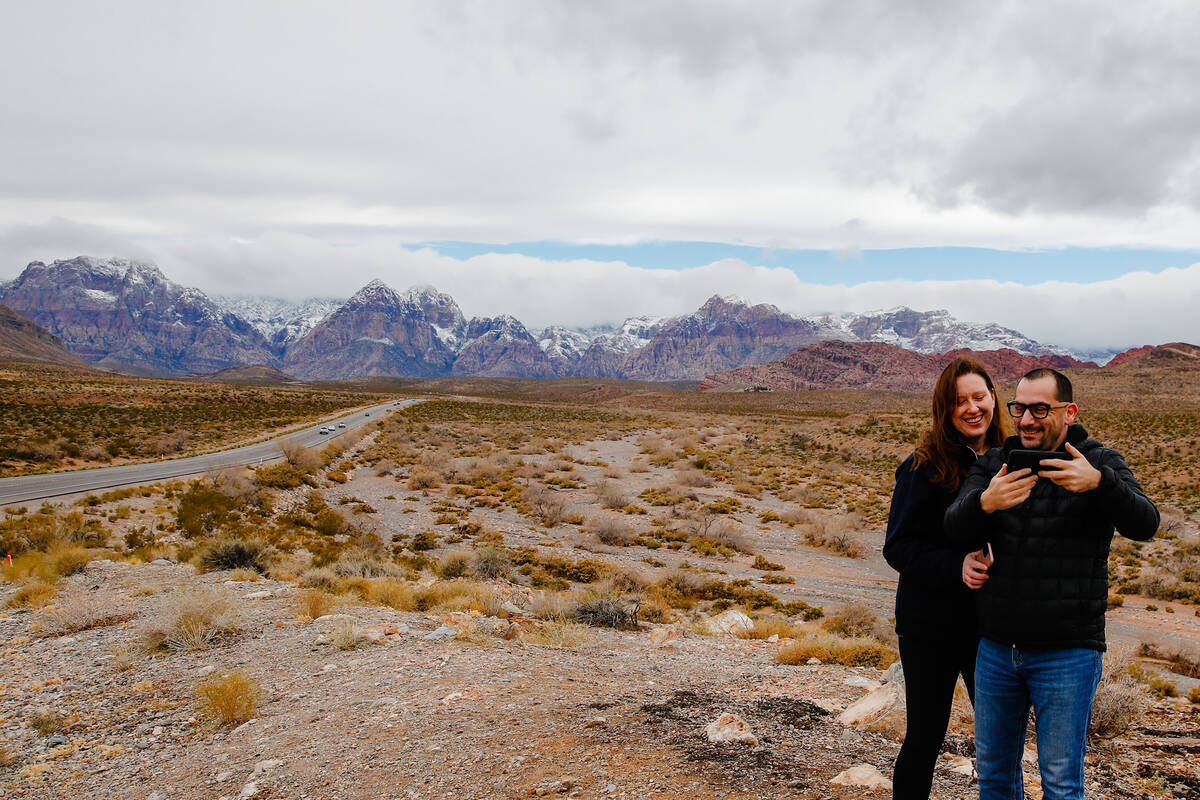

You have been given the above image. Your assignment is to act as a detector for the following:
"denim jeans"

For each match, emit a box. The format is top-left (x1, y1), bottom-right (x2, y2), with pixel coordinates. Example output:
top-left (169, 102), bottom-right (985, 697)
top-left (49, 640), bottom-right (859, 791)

top-left (975, 638), bottom-right (1102, 800)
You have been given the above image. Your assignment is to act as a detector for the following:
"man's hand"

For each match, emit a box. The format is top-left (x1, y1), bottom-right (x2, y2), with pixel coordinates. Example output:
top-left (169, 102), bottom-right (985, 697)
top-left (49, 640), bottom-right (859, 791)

top-left (1039, 442), bottom-right (1102, 493)
top-left (980, 464), bottom-right (1037, 513)
top-left (962, 548), bottom-right (992, 590)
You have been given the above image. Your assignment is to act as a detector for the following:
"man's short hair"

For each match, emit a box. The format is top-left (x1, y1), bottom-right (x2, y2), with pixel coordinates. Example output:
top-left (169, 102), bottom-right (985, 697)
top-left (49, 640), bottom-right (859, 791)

top-left (1021, 368), bottom-right (1073, 402)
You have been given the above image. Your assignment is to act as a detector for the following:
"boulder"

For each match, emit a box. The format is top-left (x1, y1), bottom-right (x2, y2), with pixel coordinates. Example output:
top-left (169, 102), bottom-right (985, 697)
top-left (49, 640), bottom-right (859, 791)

top-left (837, 682), bottom-right (903, 728)
top-left (830, 764), bottom-right (892, 790)
top-left (704, 713), bottom-right (758, 746)
top-left (703, 609), bottom-right (753, 636)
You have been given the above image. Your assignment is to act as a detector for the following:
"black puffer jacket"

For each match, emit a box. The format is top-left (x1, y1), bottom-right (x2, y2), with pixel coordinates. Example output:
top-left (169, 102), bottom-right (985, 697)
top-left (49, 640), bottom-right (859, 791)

top-left (884, 449), bottom-right (979, 639)
top-left (944, 425), bottom-right (1158, 651)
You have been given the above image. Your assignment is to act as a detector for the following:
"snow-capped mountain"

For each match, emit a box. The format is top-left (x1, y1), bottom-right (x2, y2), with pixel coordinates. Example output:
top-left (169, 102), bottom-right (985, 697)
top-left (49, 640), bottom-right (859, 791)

top-left (0, 257), bottom-right (276, 374)
top-left (816, 307), bottom-right (1071, 357)
top-left (2, 256), bottom-right (1155, 380)
top-left (213, 295), bottom-right (343, 349)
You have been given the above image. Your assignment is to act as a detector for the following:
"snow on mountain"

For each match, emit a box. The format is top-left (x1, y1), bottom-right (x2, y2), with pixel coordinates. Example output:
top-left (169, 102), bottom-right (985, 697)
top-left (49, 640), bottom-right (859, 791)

top-left (213, 294), bottom-right (343, 345)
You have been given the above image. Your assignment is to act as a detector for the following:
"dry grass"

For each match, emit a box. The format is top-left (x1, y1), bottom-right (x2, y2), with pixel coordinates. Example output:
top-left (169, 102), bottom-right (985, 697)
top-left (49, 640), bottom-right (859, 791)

top-left (294, 588), bottom-right (334, 620)
top-left (820, 603), bottom-right (897, 646)
top-left (30, 708), bottom-right (66, 736)
top-left (36, 591), bottom-right (132, 636)
top-left (592, 518), bottom-right (634, 546)
top-left (776, 629), bottom-right (898, 669)
top-left (194, 671), bottom-right (260, 728)
top-left (1091, 650), bottom-right (1150, 739)
top-left (6, 582), bottom-right (57, 608)
top-left (142, 586), bottom-right (240, 652)
top-left (796, 514), bottom-right (867, 559)
top-left (737, 615), bottom-right (798, 640)
top-left (329, 618), bottom-right (361, 650)
top-left (521, 622), bottom-right (590, 648)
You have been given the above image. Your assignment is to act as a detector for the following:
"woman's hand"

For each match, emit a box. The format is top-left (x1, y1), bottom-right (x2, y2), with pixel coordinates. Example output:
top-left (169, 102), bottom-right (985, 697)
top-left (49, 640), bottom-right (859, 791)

top-left (962, 548), bottom-right (992, 590)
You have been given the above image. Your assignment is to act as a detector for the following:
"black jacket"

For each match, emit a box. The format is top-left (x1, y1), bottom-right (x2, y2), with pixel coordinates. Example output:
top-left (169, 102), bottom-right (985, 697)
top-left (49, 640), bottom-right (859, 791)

top-left (944, 424), bottom-right (1158, 651)
top-left (884, 448), bottom-right (980, 639)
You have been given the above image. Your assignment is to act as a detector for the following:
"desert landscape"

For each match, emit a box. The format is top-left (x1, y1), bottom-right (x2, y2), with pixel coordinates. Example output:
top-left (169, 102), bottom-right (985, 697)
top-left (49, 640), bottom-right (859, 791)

top-left (1, 359), bottom-right (1199, 800)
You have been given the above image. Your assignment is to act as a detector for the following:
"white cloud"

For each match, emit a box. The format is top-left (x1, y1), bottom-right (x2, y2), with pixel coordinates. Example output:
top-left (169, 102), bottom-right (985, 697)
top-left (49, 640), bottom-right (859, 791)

top-left (2, 222), bottom-right (1192, 352)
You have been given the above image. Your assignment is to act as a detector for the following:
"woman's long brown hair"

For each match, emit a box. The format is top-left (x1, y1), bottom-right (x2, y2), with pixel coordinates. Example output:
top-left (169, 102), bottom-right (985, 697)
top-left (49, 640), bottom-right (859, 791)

top-left (912, 357), bottom-right (1007, 491)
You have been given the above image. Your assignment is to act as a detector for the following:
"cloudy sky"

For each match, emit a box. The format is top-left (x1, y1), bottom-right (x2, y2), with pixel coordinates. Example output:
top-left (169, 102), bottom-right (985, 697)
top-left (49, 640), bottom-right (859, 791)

top-left (3, 1), bottom-right (1200, 351)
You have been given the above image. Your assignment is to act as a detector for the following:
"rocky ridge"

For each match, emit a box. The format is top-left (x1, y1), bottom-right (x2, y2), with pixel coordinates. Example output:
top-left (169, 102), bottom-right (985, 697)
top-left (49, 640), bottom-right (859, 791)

top-left (1, 257), bottom-right (1173, 380)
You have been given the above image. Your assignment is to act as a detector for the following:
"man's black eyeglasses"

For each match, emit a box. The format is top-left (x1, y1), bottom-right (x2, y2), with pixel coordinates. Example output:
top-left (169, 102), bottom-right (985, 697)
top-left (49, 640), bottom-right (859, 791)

top-left (1006, 401), bottom-right (1070, 419)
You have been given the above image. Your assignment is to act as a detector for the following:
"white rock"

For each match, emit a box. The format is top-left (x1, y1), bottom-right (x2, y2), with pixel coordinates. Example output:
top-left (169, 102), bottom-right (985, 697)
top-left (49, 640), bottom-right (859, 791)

top-left (703, 609), bottom-right (754, 636)
top-left (941, 754), bottom-right (976, 777)
top-left (806, 657), bottom-right (822, 665)
top-left (314, 613), bottom-right (357, 624)
top-left (239, 782), bottom-right (259, 799)
top-left (215, 770), bottom-right (233, 782)
top-left (252, 759), bottom-right (283, 775)
top-left (647, 627), bottom-right (678, 647)
top-left (837, 683), bottom-right (902, 728)
top-left (423, 624), bottom-right (457, 641)
top-left (704, 713), bottom-right (759, 746)
top-left (243, 591), bottom-right (271, 600)
top-left (844, 675), bottom-right (882, 690)
top-left (830, 764), bottom-right (892, 790)
top-left (1023, 745), bottom-right (1038, 764)
top-left (196, 665), bottom-right (216, 677)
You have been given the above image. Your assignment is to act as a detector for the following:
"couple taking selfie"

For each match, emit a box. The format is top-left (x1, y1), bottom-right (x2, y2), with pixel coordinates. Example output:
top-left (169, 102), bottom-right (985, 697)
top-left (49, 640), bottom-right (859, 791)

top-left (884, 359), bottom-right (1159, 800)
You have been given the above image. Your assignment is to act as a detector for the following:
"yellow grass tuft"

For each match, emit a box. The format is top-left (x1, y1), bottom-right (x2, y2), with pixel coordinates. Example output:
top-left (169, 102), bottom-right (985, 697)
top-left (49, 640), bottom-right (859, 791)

top-left (194, 671), bottom-right (260, 728)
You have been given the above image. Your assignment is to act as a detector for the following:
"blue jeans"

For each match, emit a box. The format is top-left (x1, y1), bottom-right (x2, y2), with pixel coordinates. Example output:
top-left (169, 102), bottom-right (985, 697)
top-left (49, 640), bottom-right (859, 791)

top-left (975, 638), bottom-right (1102, 800)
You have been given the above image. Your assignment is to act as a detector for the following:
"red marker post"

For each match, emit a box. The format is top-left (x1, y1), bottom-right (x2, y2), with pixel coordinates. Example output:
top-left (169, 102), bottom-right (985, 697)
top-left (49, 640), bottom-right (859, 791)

top-left (6, 552), bottom-right (11, 566)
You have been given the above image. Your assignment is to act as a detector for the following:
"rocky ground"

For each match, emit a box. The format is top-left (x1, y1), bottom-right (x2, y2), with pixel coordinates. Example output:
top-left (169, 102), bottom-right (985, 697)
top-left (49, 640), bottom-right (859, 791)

top-left (3, 405), bottom-right (1199, 799)
top-left (0, 560), bottom-right (1196, 800)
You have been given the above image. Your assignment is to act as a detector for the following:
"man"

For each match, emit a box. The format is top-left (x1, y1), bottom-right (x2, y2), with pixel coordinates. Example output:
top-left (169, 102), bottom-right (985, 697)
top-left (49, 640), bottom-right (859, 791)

top-left (945, 368), bottom-right (1158, 800)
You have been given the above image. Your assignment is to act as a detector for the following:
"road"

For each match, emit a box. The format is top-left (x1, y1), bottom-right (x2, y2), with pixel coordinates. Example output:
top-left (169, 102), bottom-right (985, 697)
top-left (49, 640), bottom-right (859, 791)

top-left (0, 399), bottom-right (421, 506)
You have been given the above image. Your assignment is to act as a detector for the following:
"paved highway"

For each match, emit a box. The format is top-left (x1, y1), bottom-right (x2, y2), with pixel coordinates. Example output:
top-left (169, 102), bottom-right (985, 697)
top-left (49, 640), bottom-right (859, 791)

top-left (0, 399), bottom-right (422, 505)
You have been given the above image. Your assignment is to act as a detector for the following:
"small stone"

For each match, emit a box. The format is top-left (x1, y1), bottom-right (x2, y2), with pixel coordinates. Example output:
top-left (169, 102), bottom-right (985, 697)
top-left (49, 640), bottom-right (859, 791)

top-left (150, 558), bottom-right (173, 566)
top-left (500, 601), bottom-right (526, 618)
top-left (830, 764), bottom-right (892, 790)
top-left (837, 683), bottom-right (902, 728)
top-left (252, 759), bottom-right (283, 775)
top-left (423, 625), bottom-right (457, 641)
top-left (602, 784), bottom-right (616, 794)
top-left (243, 591), bottom-right (271, 600)
top-left (583, 717), bottom-right (607, 728)
top-left (704, 713), bottom-right (758, 746)
top-left (238, 781), bottom-right (259, 799)
top-left (806, 657), bottom-right (822, 665)
top-left (197, 665), bottom-right (216, 677)
top-left (215, 770), bottom-right (233, 782)
top-left (647, 627), bottom-right (678, 646)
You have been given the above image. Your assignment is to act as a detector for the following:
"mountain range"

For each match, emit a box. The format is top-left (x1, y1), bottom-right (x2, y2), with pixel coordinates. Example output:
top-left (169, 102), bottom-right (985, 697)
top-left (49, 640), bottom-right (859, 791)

top-left (0, 256), bottom-right (1172, 382)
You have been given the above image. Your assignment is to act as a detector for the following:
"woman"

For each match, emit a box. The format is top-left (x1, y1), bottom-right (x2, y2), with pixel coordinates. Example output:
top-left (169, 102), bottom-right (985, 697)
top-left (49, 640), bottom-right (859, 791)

top-left (883, 357), bottom-right (1006, 799)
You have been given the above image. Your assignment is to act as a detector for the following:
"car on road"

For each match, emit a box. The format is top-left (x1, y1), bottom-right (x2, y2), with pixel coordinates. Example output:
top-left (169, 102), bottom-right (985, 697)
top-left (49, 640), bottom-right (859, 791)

top-left (337, 423), bottom-right (346, 428)
top-left (319, 427), bottom-right (330, 434)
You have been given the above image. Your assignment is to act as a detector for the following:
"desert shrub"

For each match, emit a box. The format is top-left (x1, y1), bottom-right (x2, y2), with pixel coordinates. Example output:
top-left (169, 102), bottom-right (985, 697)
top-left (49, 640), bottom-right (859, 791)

top-left (1127, 661), bottom-right (1179, 698)
top-left (30, 708), bottom-right (66, 736)
top-left (593, 518), bottom-right (634, 546)
top-left (1137, 642), bottom-right (1200, 679)
top-left (280, 440), bottom-right (320, 472)
top-left (820, 603), bottom-right (895, 644)
top-left (42, 545), bottom-right (92, 579)
top-left (675, 468), bottom-right (713, 488)
top-left (1090, 650), bottom-right (1149, 739)
top-left (406, 467), bottom-right (442, 490)
top-left (524, 485), bottom-right (568, 527)
top-left (753, 555), bottom-right (784, 571)
top-left (436, 551), bottom-right (472, 579)
top-left (330, 618), bottom-right (361, 650)
top-left (37, 591), bottom-right (131, 636)
top-left (254, 462), bottom-right (311, 489)
top-left (710, 523), bottom-right (753, 555)
top-left (1189, 686), bottom-right (1200, 705)
top-left (7, 582), bottom-right (57, 608)
top-left (299, 567), bottom-right (340, 590)
top-left (471, 546), bottom-right (512, 580)
top-left (313, 507), bottom-right (347, 536)
top-left (797, 514), bottom-right (866, 558)
top-left (574, 592), bottom-right (638, 629)
top-left (530, 591), bottom-right (575, 622)
top-left (593, 480), bottom-right (630, 510)
top-left (295, 588), bottom-right (333, 619)
top-left (142, 587), bottom-right (240, 652)
top-left (409, 531), bottom-right (439, 551)
top-left (522, 622), bottom-right (590, 648)
top-left (197, 539), bottom-right (269, 573)
top-left (364, 578), bottom-right (418, 610)
top-left (738, 616), bottom-right (797, 640)
top-left (776, 630), bottom-right (897, 669)
top-left (332, 547), bottom-right (402, 579)
top-left (195, 671), bottom-right (260, 728)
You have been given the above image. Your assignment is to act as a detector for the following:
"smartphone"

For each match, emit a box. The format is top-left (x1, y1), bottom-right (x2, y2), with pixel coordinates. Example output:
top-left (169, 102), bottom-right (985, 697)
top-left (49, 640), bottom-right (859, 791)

top-left (1006, 449), bottom-right (1063, 473)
